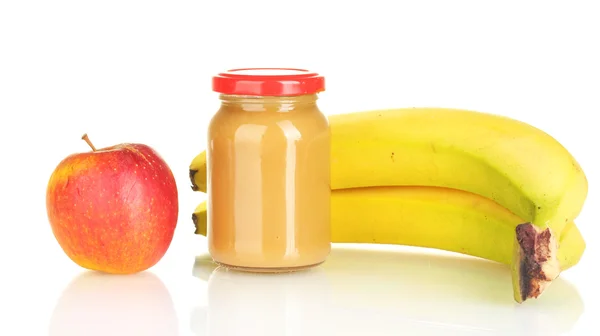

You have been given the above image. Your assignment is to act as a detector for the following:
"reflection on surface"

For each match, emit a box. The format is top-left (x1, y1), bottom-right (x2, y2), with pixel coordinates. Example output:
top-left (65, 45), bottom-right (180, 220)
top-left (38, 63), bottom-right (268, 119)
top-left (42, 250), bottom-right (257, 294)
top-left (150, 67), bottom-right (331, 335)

top-left (49, 271), bottom-right (178, 336)
top-left (193, 261), bottom-right (331, 336)
top-left (191, 247), bottom-right (583, 336)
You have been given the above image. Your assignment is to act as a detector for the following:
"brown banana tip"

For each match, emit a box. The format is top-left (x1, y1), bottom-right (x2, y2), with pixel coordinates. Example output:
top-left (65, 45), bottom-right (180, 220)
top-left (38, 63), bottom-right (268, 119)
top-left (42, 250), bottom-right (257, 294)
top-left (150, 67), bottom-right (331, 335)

top-left (515, 222), bottom-right (560, 302)
top-left (189, 169), bottom-right (199, 191)
top-left (192, 213), bottom-right (200, 234)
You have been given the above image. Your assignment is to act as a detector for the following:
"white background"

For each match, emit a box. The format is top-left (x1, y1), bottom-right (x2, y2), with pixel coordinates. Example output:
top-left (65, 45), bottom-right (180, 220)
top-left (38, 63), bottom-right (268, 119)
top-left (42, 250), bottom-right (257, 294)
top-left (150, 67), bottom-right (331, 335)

top-left (1, 1), bottom-right (598, 335)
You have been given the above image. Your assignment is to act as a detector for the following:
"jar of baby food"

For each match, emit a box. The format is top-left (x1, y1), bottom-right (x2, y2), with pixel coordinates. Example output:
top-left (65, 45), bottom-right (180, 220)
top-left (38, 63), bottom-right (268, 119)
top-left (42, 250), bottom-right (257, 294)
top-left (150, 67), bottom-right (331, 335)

top-left (207, 68), bottom-right (331, 272)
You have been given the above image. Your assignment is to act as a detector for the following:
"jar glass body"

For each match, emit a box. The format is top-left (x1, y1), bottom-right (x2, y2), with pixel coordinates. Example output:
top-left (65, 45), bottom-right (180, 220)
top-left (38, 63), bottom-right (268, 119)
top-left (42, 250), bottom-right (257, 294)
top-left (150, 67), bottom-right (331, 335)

top-left (207, 94), bottom-right (331, 271)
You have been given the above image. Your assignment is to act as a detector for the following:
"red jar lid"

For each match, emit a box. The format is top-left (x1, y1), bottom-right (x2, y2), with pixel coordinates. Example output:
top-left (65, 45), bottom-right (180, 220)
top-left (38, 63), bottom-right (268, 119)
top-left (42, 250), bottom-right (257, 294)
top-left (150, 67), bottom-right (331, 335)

top-left (212, 68), bottom-right (325, 96)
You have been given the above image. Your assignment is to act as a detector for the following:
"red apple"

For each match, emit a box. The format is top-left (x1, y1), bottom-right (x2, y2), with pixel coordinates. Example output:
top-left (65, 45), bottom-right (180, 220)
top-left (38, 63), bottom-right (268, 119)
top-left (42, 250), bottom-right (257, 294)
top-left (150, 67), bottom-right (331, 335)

top-left (46, 134), bottom-right (179, 274)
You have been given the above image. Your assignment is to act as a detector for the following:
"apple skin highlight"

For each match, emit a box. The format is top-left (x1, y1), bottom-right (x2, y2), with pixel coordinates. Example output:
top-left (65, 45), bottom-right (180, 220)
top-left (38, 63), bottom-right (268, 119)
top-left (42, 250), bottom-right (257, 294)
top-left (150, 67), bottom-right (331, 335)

top-left (46, 143), bottom-right (179, 274)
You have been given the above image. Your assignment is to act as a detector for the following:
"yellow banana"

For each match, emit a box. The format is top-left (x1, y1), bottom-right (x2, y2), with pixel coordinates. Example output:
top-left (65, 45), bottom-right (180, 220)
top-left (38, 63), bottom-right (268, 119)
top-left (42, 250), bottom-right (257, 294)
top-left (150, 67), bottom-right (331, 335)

top-left (191, 186), bottom-right (585, 302)
top-left (189, 108), bottom-right (588, 235)
top-left (189, 151), bottom-right (206, 192)
top-left (329, 108), bottom-right (587, 235)
top-left (192, 201), bottom-right (207, 236)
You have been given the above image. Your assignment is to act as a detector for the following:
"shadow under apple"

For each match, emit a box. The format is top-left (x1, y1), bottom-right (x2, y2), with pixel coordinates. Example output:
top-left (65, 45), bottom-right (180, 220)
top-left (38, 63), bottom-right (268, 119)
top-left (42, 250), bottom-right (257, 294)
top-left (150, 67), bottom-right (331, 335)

top-left (49, 270), bottom-right (178, 336)
top-left (190, 245), bottom-right (583, 336)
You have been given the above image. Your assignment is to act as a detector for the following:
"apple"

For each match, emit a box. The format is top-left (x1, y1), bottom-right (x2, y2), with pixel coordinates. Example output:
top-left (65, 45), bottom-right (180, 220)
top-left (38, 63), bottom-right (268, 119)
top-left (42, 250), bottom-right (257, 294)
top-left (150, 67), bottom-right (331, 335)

top-left (46, 134), bottom-right (179, 274)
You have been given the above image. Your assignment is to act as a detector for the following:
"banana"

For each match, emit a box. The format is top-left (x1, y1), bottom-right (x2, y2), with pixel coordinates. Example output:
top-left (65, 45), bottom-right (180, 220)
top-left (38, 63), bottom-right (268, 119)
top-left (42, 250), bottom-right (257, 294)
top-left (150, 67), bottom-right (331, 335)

top-left (189, 151), bottom-right (206, 192)
top-left (329, 108), bottom-right (587, 236)
top-left (192, 201), bottom-right (207, 236)
top-left (188, 108), bottom-right (588, 235)
top-left (191, 186), bottom-right (586, 303)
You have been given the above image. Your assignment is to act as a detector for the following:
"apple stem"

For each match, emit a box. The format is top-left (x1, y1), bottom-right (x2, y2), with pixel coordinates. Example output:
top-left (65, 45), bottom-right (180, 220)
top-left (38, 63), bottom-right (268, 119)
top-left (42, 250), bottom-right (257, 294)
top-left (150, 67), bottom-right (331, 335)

top-left (81, 133), bottom-right (97, 152)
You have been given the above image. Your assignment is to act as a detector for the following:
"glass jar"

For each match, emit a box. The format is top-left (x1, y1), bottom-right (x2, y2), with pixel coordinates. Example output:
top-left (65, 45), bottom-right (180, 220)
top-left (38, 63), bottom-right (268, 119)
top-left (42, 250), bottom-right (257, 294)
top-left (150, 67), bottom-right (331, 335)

top-left (207, 68), bottom-right (331, 272)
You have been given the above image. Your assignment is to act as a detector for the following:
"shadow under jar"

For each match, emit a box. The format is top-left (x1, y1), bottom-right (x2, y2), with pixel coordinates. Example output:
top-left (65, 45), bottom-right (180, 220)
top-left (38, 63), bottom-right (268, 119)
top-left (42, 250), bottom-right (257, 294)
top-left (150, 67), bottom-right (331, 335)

top-left (207, 68), bottom-right (331, 272)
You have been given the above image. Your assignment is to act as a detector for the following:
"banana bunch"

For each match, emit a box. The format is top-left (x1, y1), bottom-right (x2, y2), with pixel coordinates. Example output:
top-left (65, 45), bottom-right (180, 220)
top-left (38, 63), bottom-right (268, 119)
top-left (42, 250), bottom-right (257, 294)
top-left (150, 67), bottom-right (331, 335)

top-left (189, 107), bottom-right (588, 303)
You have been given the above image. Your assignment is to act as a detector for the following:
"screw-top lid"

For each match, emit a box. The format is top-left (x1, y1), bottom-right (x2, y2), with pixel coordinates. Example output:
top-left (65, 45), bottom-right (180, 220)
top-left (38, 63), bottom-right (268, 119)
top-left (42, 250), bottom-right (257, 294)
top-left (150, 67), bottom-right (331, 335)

top-left (212, 68), bottom-right (325, 96)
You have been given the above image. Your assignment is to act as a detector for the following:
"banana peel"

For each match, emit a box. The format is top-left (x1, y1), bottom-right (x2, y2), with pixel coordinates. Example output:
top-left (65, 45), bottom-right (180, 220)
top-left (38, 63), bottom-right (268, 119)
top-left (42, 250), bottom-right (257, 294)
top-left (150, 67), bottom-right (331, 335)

top-left (190, 192), bottom-right (585, 304)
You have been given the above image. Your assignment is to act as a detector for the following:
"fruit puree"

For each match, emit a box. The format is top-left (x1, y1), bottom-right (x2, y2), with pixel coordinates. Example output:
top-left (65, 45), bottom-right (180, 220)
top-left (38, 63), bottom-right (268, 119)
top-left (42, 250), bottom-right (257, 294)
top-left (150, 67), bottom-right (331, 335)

top-left (207, 68), bottom-right (331, 271)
